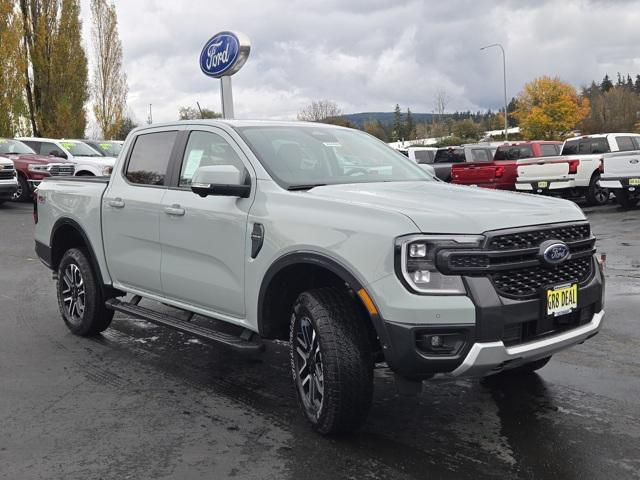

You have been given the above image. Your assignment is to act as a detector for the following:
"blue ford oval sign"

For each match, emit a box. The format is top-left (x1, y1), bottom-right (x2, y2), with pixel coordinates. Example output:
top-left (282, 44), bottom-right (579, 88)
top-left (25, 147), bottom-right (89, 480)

top-left (541, 242), bottom-right (570, 265)
top-left (200, 31), bottom-right (251, 78)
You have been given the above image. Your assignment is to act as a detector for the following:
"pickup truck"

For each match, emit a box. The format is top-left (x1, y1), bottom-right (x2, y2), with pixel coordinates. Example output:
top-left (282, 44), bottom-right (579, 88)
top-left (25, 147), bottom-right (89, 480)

top-left (17, 137), bottom-right (115, 176)
top-left (432, 144), bottom-right (497, 182)
top-left (600, 150), bottom-right (640, 208)
top-left (0, 155), bottom-right (17, 205)
top-left (515, 133), bottom-right (640, 205)
top-left (0, 139), bottom-right (75, 201)
top-left (34, 120), bottom-right (605, 434)
top-left (451, 141), bottom-right (562, 190)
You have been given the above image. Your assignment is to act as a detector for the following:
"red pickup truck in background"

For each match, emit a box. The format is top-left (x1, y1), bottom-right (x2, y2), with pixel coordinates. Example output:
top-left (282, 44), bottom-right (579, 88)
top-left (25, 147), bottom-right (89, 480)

top-left (451, 141), bottom-right (562, 190)
top-left (0, 139), bottom-right (75, 201)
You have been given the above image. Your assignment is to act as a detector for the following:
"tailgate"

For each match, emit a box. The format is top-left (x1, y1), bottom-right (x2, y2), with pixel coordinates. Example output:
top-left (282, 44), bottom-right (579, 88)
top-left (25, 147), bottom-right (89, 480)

top-left (517, 160), bottom-right (568, 181)
top-left (452, 163), bottom-right (497, 184)
top-left (603, 151), bottom-right (640, 179)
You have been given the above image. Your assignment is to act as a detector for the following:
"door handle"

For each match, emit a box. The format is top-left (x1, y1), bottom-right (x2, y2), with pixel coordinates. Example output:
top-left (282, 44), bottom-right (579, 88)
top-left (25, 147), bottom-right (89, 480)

top-left (108, 198), bottom-right (125, 208)
top-left (164, 204), bottom-right (185, 216)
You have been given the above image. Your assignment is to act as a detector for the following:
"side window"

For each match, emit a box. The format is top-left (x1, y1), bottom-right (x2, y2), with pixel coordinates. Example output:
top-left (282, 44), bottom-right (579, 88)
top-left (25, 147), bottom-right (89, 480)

top-left (125, 131), bottom-right (177, 186)
top-left (471, 149), bottom-right (489, 162)
top-left (540, 144), bottom-right (558, 156)
top-left (39, 142), bottom-right (61, 156)
top-left (615, 136), bottom-right (635, 151)
top-left (179, 131), bottom-right (245, 187)
top-left (414, 150), bottom-right (432, 164)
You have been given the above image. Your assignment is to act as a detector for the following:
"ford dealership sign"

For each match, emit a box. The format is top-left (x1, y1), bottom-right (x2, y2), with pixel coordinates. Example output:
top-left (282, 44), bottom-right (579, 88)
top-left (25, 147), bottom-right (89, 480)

top-left (200, 31), bottom-right (251, 78)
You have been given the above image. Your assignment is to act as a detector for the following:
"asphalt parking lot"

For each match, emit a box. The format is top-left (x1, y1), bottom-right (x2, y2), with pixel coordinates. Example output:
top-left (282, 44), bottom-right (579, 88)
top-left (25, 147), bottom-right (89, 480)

top-left (0, 200), bottom-right (638, 480)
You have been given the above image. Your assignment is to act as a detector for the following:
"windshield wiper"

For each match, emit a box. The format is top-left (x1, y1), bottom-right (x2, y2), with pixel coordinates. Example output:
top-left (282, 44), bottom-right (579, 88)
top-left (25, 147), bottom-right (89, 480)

top-left (287, 184), bottom-right (327, 191)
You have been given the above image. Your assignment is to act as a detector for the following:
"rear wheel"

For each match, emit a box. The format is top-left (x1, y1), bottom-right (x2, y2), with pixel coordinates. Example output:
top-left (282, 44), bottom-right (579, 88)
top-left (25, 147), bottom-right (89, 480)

top-left (57, 248), bottom-right (113, 336)
top-left (585, 173), bottom-right (609, 206)
top-left (615, 189), bottom-right (639, 209)
top-left (13, 175), bottom-right (31, 202)
top-left (290, 287), bottom-right (373, 435)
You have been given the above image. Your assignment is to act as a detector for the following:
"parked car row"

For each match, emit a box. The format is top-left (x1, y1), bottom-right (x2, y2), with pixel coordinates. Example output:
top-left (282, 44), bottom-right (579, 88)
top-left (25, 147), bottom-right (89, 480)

top-left (0, 138), bottom-right (122, 202)
top-left (398, 134), bottom-right (639, 209)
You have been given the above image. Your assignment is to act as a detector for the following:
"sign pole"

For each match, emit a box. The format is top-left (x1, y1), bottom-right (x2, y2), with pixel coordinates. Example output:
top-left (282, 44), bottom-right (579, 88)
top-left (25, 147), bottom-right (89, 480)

top-left (220, 76), bottom-right (234, 119)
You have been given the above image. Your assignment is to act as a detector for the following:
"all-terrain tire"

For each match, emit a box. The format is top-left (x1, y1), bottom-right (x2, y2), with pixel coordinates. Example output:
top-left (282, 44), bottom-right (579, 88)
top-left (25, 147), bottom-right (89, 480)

top-left (57, 248), bottom-right (113, 336)
top-left (615, 189), bottom-right (639, 209)
top-left (290, 287), bottom-right (373, 435)
top-left (585, 173), bottom-right (609, 206)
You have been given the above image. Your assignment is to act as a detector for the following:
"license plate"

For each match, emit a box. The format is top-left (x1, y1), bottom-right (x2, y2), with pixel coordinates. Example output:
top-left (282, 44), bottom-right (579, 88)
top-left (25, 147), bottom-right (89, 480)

top-left (538, 181), bottom-right (549, 189)
top-left (629, 178), bottom-right (640, 186)
top-left (546, 283), bottom-right (578, 317)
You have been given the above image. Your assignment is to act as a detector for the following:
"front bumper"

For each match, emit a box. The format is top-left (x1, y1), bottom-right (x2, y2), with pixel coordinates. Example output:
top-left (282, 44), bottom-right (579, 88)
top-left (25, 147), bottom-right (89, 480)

top-left (451, 310), bottom-right (603, 376)
top-left (0, 181), bottom-right (18, 199)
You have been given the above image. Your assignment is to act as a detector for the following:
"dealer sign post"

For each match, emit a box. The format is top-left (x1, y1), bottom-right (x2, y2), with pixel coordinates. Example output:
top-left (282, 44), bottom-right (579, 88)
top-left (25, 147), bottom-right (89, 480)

top-left (199, 31), bottom-right (251, 119)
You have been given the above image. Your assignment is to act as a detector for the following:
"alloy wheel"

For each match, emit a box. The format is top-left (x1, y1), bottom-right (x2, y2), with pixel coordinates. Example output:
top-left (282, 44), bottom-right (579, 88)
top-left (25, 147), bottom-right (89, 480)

top-left (61, 264), bottom-right (86, 326)
top-left (13, 181), bottom-right (22, 200)
top-left (293, 316), bottom-right (324, 418)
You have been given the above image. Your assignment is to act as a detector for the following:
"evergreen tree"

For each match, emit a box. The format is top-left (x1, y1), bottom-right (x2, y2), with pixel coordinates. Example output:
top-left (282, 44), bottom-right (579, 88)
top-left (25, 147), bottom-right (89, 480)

top-left (635, 75), bottom-right (640, 95)
top-left (405, 108), bottom-right (415, 140)
top-left (601, 74), bottom-right (613, 92)
top-left (392, 104), bottom-right (404, 141)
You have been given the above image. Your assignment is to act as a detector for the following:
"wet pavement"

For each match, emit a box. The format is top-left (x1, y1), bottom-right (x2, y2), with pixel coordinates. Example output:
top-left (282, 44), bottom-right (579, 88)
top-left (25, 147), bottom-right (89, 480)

top-left (0, 201), bottom-right (638, 479)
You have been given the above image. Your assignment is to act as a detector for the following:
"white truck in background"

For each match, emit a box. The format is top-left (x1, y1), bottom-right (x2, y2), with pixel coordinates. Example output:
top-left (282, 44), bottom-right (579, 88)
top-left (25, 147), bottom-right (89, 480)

top-left (600, 150), bottom-right (640, 208)
top-left (515, 133), bottom-right (640, 206)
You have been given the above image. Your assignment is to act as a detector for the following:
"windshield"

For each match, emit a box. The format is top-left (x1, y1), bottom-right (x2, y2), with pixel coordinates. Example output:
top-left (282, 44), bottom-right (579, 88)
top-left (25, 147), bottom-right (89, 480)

top-left (0, 139), bottom-right (36, 155)
top-left (60, 141), bottom-right (102, 157)
top-left (236, 126), bottom-right (432, 189)
top-left (494, 145), bottom-right (533, 160)
top-left (92, 141), bottom-right (122, 156)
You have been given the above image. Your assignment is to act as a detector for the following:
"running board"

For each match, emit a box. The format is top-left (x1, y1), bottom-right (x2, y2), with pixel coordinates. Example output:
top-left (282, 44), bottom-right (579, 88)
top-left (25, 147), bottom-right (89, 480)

top-left (105, 298), bottom-right (264, 355)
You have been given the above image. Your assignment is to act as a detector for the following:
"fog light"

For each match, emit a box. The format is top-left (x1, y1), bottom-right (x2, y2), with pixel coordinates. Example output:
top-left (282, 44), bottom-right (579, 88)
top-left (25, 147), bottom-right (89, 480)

top-left (418, 332), bottom-right (467, 356)
top-left (409, 243), bottom-right (427, 257)
top-left (412, 270), bottom-right (431, 284)
top-left (430, 335), bottom-right (443, 348)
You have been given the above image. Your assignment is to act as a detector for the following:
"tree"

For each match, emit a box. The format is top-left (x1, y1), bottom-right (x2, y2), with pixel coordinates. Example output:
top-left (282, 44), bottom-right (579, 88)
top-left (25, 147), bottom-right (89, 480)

top-left (0, 0), bottom-right (26, 136)
top-left (452, 119), bottom-right (482, 141)
top-left (116, 115), bottom-right (137, 140)
top-left (507, 97), bottom-right (519, 127)
top-left (178, 105), bottom-right (221, 120)
top-left (297, 100), bottom-right (342, 122)
top-left (513, 76), bottom-right (589, 140)
top-left (363, 119), bottom-right (387, 141)
top-left (391, 104), bottom-right (404, 141)
top-left (405, 108), bottom-right (415, 140)
top-left (601, 74), bottom-right (613, 93)
top-left (582, 85), bottom-right (640, 134)
top-left (434, 90), bottom-right (448, 121)
top-left (91, 0), bottom-right (127, 139)
top-left (19, 0), bottom-right (89, 137)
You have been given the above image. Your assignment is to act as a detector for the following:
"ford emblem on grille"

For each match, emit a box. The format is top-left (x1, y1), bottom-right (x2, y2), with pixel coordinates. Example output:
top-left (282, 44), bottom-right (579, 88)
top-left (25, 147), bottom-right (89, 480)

top-left (540, 240), bottom-right (570, 265)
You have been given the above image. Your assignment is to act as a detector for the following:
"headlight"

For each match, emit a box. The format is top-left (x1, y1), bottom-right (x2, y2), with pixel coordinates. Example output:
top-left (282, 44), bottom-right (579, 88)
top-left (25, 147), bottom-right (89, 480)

top-left (396, 235), bottom-right (484, 294)
top-left (28, 164), bottom-right (52, 175)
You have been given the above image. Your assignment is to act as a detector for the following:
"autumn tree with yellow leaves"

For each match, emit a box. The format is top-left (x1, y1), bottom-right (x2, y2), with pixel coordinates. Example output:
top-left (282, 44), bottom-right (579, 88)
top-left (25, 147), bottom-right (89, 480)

top-left (0, 0), bottom-right (26, 136)
top-left (514, 76), bottom-right (589, 140)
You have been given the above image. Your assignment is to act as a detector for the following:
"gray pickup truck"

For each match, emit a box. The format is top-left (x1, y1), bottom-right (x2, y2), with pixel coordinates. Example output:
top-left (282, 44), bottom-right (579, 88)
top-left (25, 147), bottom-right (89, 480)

top-left (34, 120), bottom-right (605, 434)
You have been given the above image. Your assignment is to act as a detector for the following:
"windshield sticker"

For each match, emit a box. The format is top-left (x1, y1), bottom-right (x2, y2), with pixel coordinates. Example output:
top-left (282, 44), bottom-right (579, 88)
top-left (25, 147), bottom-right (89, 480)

top-left (61, 142), bottom-right (75, 150)
top-left (323, 142), bottom-right (341, 148)
top-left (99, 143), bottom-right (112, 151)
top-left (0, 139), bottom-right (7, 144)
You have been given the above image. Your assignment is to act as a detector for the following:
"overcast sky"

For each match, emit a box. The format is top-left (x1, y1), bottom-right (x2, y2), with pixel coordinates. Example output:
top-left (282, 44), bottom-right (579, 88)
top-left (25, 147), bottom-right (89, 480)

top-left (78, 0), bottom-right (640, 126)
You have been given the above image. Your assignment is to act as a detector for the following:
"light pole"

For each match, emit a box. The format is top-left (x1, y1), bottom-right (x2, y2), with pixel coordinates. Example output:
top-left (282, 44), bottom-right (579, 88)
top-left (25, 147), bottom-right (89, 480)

top-left (480, 43), bottom-right (508, 140)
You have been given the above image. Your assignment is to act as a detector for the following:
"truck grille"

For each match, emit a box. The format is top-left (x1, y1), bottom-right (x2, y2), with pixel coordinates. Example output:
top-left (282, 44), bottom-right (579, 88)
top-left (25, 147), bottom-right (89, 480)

top-left (0, 165), bottom-right (15, 180)
top-left (49, 165), bottom-right (75, 176)
top-left (437, 222), bottom-right (596, 300)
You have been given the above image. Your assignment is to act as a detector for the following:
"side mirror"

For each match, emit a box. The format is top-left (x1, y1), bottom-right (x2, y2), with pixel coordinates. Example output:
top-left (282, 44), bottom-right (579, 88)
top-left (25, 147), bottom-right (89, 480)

top-left (191, 165), bottom-right (251, 198)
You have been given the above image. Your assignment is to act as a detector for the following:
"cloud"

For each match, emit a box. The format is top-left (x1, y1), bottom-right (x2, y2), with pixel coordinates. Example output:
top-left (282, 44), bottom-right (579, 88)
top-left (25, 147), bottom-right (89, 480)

top-left (78, 0), bottom-right (640, 127)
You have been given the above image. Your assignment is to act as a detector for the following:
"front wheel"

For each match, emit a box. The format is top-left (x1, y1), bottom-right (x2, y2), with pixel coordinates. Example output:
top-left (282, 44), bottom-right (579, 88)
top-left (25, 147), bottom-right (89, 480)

top-left (615, 189), bottom-right (639, 209)
top-left (290, 287), bottom-right (373, 435)
top-left (57, 248), bottom-right (113, 336)
top-left (586, 173), bottom-right (609, 206)
top-left (13, 175), bottom-right (31, 202)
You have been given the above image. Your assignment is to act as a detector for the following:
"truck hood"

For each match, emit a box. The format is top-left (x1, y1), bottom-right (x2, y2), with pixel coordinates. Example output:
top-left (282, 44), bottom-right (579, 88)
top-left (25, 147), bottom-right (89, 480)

top-left (72, 156), bottom-right (116, 167)
top-left (307, 181), bottom-right (585, 234)
top-left (1, 153), bottom-right (63, 165)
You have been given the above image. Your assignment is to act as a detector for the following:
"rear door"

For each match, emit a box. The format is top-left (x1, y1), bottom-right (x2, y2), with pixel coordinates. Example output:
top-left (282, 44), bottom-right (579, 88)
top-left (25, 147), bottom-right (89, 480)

top-left (102, 128), bottom-right (181, 295)
top-left (159, 127), bottom-right (255, 319)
